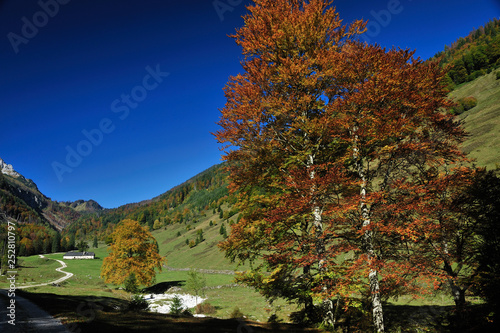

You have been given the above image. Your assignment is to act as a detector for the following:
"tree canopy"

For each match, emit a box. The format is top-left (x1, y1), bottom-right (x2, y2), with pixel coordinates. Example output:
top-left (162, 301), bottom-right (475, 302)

top-left (215, 0), bottom-right (470, 331)
top-left (101, 219), bottom-right (165, 288)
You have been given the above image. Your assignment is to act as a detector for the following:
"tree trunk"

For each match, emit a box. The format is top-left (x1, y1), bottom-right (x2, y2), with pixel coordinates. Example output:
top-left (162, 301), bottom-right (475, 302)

top-left (363, 202), bottom-right (385, 333)
top-left (353, 124), bottom-right (385, 333)
top-left (449, 279), bottom-right (467, 328)
top-left (307, 154), bottom-right (333, 326)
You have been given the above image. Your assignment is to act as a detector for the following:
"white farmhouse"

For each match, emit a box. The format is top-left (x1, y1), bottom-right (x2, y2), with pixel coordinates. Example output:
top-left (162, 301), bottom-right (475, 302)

top-left (63, 251), bottom-right (95, 259)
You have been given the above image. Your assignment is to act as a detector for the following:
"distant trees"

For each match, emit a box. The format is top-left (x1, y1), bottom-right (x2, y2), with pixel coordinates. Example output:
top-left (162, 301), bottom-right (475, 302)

top-left (215, 0), bottom-right (469, 331)
top-left (52, 232), bottom-right (61, 253)
top-left (101, 219), bottom-right (165, 289)
top-left (7, 223), bottom-right (63, 257)
top-left (436, 18), bottom-right (500, 86)
top-left (77, 240), bottom-right (89, 252)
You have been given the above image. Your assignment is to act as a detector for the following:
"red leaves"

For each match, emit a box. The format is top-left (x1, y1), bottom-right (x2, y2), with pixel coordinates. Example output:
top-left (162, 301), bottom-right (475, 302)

top-left (215, 0), bottom-right (472, 318)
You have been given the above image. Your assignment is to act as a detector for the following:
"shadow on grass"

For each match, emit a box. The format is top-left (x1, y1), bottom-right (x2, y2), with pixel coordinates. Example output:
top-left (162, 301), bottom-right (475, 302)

top-left (17, 290), bottom-right (322, 333)
top-left (385, 303), bottom-right (500, 333)
top-left (142, 281), bottom-right (185, 294)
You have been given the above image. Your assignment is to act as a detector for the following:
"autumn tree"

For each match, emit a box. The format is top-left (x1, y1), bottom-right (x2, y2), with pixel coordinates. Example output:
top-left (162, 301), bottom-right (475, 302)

top-left (216, 0), bottom-right (365, 326)
top-left (215, 0), bottom-right (469, 331)
top-left (101, 219), bottom-right (165, 289)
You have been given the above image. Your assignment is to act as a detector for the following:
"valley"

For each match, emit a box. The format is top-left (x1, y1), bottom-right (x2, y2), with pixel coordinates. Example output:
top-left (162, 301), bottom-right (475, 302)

top-left (1, 13), bottom-right (500, 333)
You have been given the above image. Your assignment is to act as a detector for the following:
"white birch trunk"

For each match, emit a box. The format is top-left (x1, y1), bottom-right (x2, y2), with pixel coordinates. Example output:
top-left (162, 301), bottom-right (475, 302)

top-left (353, 126), bottom-right (385, 333)
top-left (307, 153), bottom-right (335, 326)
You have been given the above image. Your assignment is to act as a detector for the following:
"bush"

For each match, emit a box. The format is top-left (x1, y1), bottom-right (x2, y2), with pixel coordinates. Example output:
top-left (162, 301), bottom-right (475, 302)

top-left (461, 96), bottom-right (478, 111)
top-left (267, 313), bottom-right (282, 323)
top-left (195, 302), bottom-right (217, 315)
top-left (229, 307), bottom-right (245, 319)
top-left (496, 71), bottom-right (500, 80)
top-left (451, 96), bottom-right (478, 115)
top-left (128, 294), bottom-right (149, 311)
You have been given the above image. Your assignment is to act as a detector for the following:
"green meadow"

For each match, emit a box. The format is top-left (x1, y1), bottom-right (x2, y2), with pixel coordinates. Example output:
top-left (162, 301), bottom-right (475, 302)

top-left (452, 70), bottom-right (500, 169)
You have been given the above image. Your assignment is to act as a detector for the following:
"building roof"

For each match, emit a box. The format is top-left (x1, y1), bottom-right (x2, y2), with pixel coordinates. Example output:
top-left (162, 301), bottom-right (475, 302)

top-left (63, 251), bottom-right (95, 256)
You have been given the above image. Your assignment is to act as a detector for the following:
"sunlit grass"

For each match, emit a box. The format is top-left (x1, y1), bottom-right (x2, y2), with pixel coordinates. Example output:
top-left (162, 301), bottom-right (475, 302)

top-left (451, 69), bottom-right (500, 170)
top-left (0, 255), bottom-right (64, 288)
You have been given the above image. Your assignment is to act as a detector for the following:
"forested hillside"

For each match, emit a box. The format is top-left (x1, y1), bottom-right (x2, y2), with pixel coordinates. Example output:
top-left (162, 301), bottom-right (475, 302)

top-left (62, 163), bottom-right (236, 242)
top-left (432, 18), bottom-right (500, 87)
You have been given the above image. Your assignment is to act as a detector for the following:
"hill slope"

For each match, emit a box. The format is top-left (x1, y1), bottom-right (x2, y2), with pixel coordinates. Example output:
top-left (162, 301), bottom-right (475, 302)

top-left (450, 69), bottom-right (500, 169)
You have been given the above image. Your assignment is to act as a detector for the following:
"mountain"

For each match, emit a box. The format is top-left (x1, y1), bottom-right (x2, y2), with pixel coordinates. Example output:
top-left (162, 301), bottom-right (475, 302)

top-left (0, 158), bottom-right (21, 178)
top-left (0, 157), bottom-right (103, 230)
top-left (62, 163), bottom-right (233, 239)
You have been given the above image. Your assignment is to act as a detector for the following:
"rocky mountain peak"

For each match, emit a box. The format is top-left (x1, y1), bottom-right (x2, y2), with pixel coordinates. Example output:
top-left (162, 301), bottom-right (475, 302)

top-left (0, 157), bottom-right (21, 178)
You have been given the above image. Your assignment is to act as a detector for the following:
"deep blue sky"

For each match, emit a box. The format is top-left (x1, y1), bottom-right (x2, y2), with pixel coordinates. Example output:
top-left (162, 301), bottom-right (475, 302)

top-left (0, 0), bottom-right (498, 208)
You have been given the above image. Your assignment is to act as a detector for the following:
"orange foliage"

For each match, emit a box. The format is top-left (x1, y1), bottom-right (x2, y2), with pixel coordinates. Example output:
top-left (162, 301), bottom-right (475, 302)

top-left (215, 0), bottom-right (471, 327)
top-left (100, 219), bottom-right (165, 287)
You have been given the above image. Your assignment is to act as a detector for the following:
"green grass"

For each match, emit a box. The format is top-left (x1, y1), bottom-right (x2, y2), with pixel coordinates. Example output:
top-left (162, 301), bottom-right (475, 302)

top-left (151, 205), bottom-right (255, 271)
top-left (0, 255), bottom-right (64, 288)
top-left (450, 69), bottom-right (500, 170)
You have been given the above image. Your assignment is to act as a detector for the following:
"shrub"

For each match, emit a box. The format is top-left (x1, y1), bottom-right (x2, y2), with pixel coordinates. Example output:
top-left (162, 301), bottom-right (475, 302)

top-left (195, 302), bottom-right (217, 315)
top-left (229, 307), bottom-right (245, 319)
top-left (451, 96), bottom-right (478, 115)
top-left (460, 96), bottom-right (478, 111)
top-left (128, 294), bottom-right (149, 311)
top-left (496, 71), bottom-right (500, 80)
top-left (267, 313), bottom-right (282, 323)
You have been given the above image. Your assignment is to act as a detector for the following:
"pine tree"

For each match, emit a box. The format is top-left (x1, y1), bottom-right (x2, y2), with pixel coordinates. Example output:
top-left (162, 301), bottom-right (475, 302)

top-left (52, 232), bottom-right (61, 253)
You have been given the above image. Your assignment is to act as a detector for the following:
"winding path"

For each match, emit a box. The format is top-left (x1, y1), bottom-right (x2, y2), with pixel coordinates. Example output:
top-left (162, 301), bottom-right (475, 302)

top-left (0, 255), bottom-right (73, 332)
top-left (16, 255), bottom-right (74, 289)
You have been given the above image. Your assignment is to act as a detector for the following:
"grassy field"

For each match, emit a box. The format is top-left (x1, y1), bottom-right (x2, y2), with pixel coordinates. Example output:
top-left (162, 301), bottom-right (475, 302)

top-left (451, 69), bottom-right (500, 170)
top-left (0, 243), bottom-right (298, 323)
top-left (0, 255), bottom-right (64, 288)
top-left (151, 204), bottom-right (251, 271)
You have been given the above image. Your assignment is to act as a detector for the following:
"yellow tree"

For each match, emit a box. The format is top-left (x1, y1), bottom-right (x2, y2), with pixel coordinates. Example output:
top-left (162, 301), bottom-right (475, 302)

top-left (101, 219), bottom-right (165, 288)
